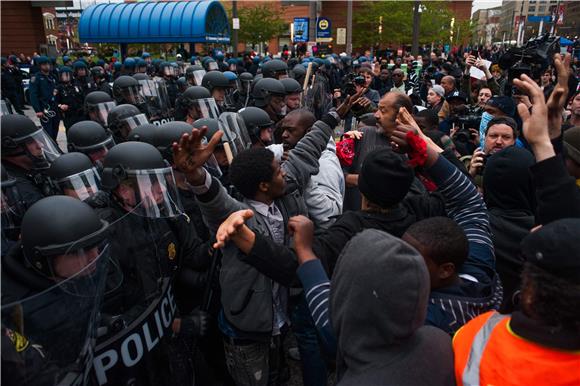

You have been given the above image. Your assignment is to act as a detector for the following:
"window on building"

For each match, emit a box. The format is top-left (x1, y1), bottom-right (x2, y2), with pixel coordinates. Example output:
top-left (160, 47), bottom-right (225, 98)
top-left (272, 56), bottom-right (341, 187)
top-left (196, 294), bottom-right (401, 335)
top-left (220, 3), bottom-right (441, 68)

top-left (538, 6), bottom-right (545, 13)
top-left (529, 6), bottom-right (536, 12)
top-left (47, 35), bottom-right (57, 46)
top-left (43, 13), bottom-right (55, 30)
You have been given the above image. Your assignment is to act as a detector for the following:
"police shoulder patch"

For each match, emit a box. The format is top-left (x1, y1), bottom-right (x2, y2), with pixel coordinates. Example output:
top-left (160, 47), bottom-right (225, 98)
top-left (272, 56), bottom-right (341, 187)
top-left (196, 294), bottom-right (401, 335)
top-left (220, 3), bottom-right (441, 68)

top-left (5, 328), bottom-right (29, 352)
top-left (168, 242), bottom-right (176, 260)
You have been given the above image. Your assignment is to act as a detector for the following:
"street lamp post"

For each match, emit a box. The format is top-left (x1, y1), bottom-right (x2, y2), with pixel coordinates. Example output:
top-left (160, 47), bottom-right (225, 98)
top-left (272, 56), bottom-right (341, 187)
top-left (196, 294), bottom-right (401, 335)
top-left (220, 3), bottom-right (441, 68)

top-left (412, 0), bottom-right (421, 56)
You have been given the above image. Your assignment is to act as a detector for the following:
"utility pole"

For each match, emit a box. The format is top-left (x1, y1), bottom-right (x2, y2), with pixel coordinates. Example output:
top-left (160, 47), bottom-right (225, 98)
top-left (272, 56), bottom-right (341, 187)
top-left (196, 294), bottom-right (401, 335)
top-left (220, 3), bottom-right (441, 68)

top-left (232, 1), bottom-right (238, 57)
top-left (412, 0), bottom-right (421, 56)
top-left (346, 0), bottom-right (352, 55)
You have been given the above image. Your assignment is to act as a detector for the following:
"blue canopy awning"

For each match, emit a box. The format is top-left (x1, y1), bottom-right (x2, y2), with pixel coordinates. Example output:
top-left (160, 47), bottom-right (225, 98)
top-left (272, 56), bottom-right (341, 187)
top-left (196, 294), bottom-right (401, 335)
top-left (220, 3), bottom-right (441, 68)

top-left (560, 37), bottom-right (574, 47)
top-left (79, 0), bottom-right (230, 44)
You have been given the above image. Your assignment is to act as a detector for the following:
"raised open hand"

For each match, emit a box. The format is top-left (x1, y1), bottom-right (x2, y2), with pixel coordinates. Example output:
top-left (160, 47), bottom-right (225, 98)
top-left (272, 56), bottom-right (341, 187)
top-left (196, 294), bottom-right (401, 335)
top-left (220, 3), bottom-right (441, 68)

top-left (213, 209), bottom-right (254, 250)
top-left (172, 126), bottom-right (223, 175)
top-left (546, 53), bottom-right (571, 139)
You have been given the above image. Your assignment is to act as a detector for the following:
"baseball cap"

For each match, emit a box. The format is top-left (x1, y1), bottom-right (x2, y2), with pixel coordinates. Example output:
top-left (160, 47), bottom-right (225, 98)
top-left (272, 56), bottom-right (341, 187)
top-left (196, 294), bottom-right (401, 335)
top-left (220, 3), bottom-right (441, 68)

top-left (563, 126), bottom-right (580, 165)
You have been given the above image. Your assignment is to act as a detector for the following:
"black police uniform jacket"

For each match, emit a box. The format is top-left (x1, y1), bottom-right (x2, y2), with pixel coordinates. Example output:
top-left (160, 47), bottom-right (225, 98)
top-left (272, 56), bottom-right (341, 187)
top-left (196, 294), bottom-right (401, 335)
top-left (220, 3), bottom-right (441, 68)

top-left (96, 201), bottom-right (211, 324)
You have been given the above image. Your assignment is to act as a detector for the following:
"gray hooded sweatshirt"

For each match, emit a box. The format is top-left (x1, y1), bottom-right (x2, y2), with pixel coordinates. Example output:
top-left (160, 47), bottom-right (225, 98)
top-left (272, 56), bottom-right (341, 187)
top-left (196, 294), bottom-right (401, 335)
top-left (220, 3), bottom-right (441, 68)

top-left (330, 229), bottom-right (455, 386)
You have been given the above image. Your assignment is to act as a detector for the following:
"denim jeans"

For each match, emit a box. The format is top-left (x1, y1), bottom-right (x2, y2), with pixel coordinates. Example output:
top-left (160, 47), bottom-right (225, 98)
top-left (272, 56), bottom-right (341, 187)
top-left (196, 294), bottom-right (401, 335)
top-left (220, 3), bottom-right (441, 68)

top-left (223, 335), bottom-right (284, 386)
top-left (291, 296), bottom-right (328, 386)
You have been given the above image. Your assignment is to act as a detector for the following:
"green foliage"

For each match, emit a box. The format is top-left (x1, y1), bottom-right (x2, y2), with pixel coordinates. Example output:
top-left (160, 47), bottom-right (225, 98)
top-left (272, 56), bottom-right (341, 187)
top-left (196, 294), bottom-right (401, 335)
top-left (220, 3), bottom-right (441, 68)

top-left (236, 4), bottom-right (287, 48)
top-left (352, 1), bottom-right (456, 48)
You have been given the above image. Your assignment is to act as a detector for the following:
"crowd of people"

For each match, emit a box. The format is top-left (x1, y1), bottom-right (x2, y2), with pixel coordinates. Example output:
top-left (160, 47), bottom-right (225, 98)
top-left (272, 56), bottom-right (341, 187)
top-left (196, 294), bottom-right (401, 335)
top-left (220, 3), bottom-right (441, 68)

top-left (1, 38), bottom-right (580, 386)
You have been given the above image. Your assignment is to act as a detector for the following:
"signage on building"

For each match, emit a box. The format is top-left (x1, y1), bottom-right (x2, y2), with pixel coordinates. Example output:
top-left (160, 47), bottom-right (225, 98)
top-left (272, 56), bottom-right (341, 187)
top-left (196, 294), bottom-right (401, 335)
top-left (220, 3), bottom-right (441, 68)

top-left (316, 17), bottom-right (332, 42)
top-left (527, 15), bottom-right (551, 23)
top-left (336, 28), bottom-right (346, 45)
top-left (293, 17), bottom-right (309, 43)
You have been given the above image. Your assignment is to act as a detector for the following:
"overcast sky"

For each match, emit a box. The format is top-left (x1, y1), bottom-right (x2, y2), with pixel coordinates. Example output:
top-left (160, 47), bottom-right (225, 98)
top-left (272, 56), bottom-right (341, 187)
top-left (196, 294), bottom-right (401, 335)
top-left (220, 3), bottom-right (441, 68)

top-left (471, 0), bottom-right (504, 16)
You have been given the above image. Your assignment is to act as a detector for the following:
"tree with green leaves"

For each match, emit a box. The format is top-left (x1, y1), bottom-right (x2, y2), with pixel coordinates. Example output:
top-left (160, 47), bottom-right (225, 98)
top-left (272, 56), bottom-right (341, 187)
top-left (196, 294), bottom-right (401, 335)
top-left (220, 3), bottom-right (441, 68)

top-left (352, 1), bottom-right (458, 49)
top-left (236, 4), bottom-right (287, 50)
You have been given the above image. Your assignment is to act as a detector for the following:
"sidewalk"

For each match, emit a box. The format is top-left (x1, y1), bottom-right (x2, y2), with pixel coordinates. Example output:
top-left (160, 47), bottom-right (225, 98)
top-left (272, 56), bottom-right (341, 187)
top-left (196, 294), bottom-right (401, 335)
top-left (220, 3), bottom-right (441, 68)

top-left (23, 107), bottom-right (68, 153)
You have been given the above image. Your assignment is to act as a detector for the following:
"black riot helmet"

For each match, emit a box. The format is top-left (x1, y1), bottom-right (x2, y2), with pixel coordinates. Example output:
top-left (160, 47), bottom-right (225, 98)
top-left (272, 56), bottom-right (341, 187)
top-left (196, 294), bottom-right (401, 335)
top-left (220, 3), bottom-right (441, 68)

top-left (261, 59), bottom-right (288, 79)
top-left (152, 121), bottom-right (196, 162)
top-left (66, 121), bottom-right (115, 165)
top-left (177, 77), bottom-right (189, 93)
top-left (291, 64), bottom-right (306, 80)
top-left (46, 152), bottom-right (101, 201)
top-left (101, 141), bottom-right (183, 218)
top-left (107, 104), bottom-right (149, 143)
top-left (112, 75), bottom-right (143, 105)
top-left (251, 78), bottom-right (286, 108)
top-left (132, 73), bottom-right (150, 81)
top-left (280, 78), bottom-right (303, 95)
top-left (84, 91), bottom-right (116, 127)
top-left (194, 118), bottom-right (221, 141)
top-left (127, 123), bottom-right (159, 144)
top-left (1, 114), bottom-right (61, 170)
top-left (181, 85), bottom-right (211, 105)
top-left (90, 66), bottom-right (106, 82)
top-left (20, 195), bottom-right (109, 278)
top-left (180, 86), bottom-right (220, 121)
top-left (1, 164), bottom-right (25, 232)
top-left (201, 71), bottom-right (231, 93)
top-left (239, 72), bottom-right (253, 86)
top-left (239, 106), bottom-right (273, 141)
top-left (158, 61), bottom-right (176, 78)
top-left (185, 65), bottom-right (206, 86)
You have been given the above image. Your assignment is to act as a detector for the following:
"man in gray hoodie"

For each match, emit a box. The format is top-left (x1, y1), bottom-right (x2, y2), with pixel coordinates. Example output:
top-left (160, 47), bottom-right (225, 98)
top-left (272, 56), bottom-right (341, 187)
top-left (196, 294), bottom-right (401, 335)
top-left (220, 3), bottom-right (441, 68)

top-left (331, 229), bottom-right (455, 386)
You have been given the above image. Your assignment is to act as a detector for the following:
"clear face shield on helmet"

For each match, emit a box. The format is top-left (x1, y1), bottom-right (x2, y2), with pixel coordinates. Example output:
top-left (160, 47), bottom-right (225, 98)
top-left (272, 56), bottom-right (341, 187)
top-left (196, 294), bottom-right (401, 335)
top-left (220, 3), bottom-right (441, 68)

top-left (163, 66), bottom-right (176, 77)
top-left (116, 114), bottom-right (149, 140)
top-left (55, 167), bottom-right (101, 202)
top-left (75, 136), bottom-right (115, 165)
top-left (3, 128), bottom-right (62, 170)
top-left (218, 112), bottom-right (252, 161)
top-left (1, 178), bottom-right (25, 231)
top-left (0, 99), bottom-right (12, 116)
top-left (117, 166), bottom-right (183, 218)
top-left (187, 98), bottom-right (220, 121)
top-left (187, 69), bottom-right (206, 86)
top-left (207, 61), bottom-right (219, 71)
top-left (116, 85), bottom-right (144, 105)
top-left (87, 101), bottom-right (117, 127)
top-left (60, 72), bottom-right (72, 83)
top-left (138, 79), bottom-right (171, 114)
top-left (1, 233), bottom-right (110, 385)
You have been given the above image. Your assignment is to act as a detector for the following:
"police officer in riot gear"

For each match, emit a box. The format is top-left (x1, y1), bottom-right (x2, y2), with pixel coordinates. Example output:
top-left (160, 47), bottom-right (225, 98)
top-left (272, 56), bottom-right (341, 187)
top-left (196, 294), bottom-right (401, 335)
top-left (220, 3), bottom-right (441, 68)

top-left (185, 64), bottom-right (206, 86)
top-left (261, 59), bottom-right (289, 79)
top-left (252, 77), bottom-right (287, 124)
top-left (177, 76), bottom-right (189, 94)
top-left (84, 90), bottom-right (116, 128)
top-left (127, 123), bottom-right (159, 144)
top-left (201, 71), bottom-right (232, 112)
top-left (158, 61), bottom-right (179, 108)
top-left (91, 66), bottom-right (112, 96)
top-left (1, 164), bottom-right (26, 256)
top-left (72, 60), bottom-right (97, 96)
top-left (55, 66), bottom-right (85, 130)
top-left (239, 106), bottom-right (275, 147)
top-left (122, 57), bottom-right (136, 76)
top-left (1, 195), bottom-right (110, 386)
top-left (280, 77), bottom-right (303, 112)
top-left (95, 141), bottom-right (211, 386)
top-left (112, 75), bottom-right (145, 108)
top-left (28, 56), bottom-right (60, 140)
top-left (67, 120), bottom-right (115, 166)
top-left (44, 152), bottom-right (102, 202)
top-left (175, 85), bottom-right (219, 124)
top-left (107, 104), bottom-right (149, 143)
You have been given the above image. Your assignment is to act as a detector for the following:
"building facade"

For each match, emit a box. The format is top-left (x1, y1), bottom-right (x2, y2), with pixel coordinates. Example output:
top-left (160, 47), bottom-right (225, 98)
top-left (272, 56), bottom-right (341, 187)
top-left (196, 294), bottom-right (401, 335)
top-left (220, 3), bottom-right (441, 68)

top-left (473, 6), bottom-right (502, 45)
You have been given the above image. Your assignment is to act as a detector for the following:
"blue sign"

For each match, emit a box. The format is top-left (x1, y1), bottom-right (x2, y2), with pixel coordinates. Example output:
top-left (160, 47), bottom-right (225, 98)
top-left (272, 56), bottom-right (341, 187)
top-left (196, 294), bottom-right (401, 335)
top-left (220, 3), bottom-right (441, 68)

top-left (527, 15), bottom-right (551, 23)
top-left (316, 17), bottom-right (332, 41)
top-left (293, 17), bottom-right (309, 42)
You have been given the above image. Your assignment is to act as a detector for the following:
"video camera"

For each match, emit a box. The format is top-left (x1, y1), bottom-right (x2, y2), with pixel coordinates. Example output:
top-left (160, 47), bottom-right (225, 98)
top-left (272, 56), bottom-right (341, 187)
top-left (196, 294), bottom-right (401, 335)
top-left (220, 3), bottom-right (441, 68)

top-left (451, 106), bottom-right (482, 143)
top-left (498, 34), bottom-right (560, 96)
top-left (341, 73), bottom-right (366, 97)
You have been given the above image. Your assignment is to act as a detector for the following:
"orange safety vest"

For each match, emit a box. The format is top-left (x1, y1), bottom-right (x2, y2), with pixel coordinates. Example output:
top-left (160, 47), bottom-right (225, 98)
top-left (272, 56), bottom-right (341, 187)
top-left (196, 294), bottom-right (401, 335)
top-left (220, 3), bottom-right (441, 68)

top-left (453, 311), bottom-right (580, 386)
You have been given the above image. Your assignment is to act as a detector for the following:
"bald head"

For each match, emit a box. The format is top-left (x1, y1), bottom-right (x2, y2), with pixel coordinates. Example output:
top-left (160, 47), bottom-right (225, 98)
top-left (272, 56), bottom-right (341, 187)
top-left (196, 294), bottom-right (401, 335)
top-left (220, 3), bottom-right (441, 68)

top-left (280, 108), bottom-right (316, 148)
top-left (441, 76), bottom-right (456, 95)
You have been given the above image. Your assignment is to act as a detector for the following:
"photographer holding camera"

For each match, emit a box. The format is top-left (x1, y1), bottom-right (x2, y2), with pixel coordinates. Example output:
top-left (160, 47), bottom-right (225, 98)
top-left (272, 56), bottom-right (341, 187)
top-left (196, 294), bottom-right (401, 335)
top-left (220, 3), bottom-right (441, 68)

top-left (468, 116), bottom-right (518, 181)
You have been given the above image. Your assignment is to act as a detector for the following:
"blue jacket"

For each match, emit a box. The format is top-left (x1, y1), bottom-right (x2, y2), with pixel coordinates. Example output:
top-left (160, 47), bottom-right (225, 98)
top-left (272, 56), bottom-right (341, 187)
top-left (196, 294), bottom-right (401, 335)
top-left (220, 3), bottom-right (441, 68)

top-left (28, 71), bottom-right (56, 113)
